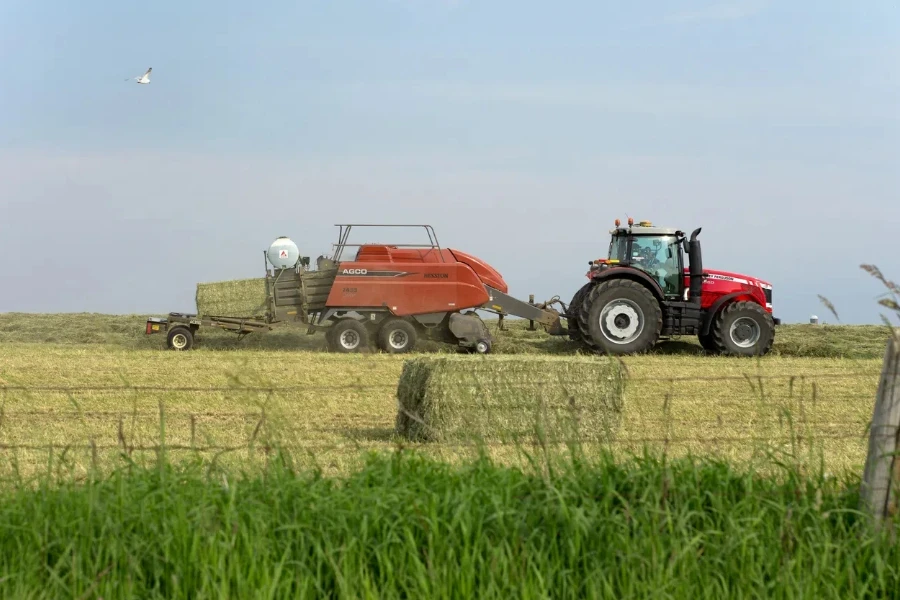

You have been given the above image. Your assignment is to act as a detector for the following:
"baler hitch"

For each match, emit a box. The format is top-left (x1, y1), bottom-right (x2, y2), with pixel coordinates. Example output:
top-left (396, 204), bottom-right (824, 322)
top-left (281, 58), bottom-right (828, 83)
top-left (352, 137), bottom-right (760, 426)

top-left (480, 288), bottom-right (567, 335)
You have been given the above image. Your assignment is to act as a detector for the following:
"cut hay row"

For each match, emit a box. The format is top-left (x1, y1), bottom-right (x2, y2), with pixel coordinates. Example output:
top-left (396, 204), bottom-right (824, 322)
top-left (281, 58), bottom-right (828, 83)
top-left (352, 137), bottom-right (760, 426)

top-left (195, 278), bottom-right (268, 318)
top-left (395, 355), bottom-right (627, 444)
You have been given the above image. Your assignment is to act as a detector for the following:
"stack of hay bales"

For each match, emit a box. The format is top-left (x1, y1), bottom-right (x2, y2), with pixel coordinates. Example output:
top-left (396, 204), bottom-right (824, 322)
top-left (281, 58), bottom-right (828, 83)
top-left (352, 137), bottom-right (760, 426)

top-left (395, 355), bottom-right (627, 444)
top-left (195, 278), bottom-right (268, 318)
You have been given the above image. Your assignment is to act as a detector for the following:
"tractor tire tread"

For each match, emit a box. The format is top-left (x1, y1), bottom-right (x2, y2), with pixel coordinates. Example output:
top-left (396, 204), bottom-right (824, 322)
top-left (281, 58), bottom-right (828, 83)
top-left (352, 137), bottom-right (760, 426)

top-left (566, 282), bottom-right (594, 347)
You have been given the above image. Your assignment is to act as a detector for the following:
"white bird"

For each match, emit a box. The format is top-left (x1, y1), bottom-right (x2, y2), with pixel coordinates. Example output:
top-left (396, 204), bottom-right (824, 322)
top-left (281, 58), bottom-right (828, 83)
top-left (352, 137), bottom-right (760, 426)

top-left (127, 68), bottom-right (152, 84)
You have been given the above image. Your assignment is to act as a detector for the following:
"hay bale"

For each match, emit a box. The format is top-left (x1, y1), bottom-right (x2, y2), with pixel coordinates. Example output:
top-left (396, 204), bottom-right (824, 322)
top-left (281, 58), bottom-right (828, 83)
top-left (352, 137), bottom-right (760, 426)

top-left (195, 278), bottom-right (268, 318)
top-left (395, 356), bottom-right (626, 444)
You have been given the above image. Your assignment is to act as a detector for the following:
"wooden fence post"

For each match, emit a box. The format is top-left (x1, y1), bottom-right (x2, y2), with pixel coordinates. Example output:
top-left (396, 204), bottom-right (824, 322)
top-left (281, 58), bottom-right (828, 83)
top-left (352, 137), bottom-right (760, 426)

top-left (860, 330), bottom-right (900, 530)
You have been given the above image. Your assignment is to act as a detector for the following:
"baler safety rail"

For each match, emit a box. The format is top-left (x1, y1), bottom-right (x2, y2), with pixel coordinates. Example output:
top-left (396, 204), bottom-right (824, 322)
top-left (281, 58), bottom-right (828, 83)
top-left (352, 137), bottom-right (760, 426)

top-left (479, 287), bottom-right (567, 335)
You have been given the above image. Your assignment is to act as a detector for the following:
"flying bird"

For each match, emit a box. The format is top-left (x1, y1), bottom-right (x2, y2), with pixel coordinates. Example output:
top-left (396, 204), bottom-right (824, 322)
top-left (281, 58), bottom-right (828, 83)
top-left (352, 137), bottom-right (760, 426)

top-left (127, 68), bottom-right (152, 84)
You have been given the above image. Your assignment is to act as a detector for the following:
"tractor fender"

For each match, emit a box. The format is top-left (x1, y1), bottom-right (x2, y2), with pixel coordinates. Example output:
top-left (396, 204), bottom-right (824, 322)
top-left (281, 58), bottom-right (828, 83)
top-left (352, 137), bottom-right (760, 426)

top-left (590, 268), bottom-right (666, 304)
top-left (701, 292), bottom-right (760, 335)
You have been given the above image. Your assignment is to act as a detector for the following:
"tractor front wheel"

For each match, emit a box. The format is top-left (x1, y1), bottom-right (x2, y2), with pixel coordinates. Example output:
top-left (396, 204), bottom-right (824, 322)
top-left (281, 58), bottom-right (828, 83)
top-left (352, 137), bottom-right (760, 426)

top-left (711, 301), bottom-right (775, 357)
top-left (580, 279), bottom-right (662, 355)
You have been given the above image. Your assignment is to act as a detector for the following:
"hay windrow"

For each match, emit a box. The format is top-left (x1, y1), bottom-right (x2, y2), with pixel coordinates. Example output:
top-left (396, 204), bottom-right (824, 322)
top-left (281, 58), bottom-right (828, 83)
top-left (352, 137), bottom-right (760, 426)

top-left (396, 355), bottom-right (627, 444)
top-left (195, 278), bottom-right (268, 318)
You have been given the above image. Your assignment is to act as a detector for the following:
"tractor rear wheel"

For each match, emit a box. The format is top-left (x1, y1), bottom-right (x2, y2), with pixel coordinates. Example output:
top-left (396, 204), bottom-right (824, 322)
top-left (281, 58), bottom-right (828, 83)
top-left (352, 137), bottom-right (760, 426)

top-left (377, 318), bottom-right (417, 354)
top-left (580, 279), bottom-right (662, 355)
top-left (711, 301), bottom-right (775, 357)
top-left (566, 282), bottom-right (594, 348)
top-left (698, 332), bottom-right (719, 354)
top-left (327, 318), bottom-right (369, 353)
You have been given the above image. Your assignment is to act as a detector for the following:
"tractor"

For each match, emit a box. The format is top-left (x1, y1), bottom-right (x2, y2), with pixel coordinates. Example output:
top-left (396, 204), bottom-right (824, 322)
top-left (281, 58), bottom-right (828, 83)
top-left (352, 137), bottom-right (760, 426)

top-left (565, 218), bottom-right (779, 356)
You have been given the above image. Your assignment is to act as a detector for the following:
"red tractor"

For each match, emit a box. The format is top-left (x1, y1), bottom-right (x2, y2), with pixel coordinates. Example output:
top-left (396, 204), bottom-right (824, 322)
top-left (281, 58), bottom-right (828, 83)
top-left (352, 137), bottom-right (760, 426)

top-left (565, 218), bottom-right (779, 356)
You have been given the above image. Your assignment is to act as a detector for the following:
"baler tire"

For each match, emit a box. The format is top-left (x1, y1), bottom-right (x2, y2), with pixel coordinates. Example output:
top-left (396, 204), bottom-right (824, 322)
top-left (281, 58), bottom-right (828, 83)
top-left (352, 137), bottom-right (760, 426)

top-left (711, 301), bottom-right (775, 357)
top-left (377, 318), bottom-right (418, 354)
top-left (324, 324), bottom-right (338, 350)
top-left (166, 326), bottom-right (194, 351)
top-left (328, 319), bottom-right (369, 354)
top-left (566, 283), bottom-right (593, 347)
top-left (581, 279), bottom-right (662, 355)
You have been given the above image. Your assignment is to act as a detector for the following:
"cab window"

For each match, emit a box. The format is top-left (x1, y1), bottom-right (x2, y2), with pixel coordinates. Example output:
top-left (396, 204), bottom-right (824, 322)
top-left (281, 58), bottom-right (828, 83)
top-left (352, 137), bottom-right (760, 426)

top-left (629, 236), bottom-right (681, 296)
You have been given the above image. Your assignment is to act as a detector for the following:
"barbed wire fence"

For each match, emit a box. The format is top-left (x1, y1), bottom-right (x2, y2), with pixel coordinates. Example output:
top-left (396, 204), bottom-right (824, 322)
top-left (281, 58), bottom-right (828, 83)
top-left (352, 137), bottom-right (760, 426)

top-left (0, 369), bottom-right (881, 469)
top-left (0, 351), bottom-right (898, 531)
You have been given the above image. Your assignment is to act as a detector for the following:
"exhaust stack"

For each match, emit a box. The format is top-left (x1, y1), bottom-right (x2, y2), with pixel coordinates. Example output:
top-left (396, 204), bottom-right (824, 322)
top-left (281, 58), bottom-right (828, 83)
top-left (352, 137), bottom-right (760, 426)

top-left (688, 227), bottom-right (703, 303)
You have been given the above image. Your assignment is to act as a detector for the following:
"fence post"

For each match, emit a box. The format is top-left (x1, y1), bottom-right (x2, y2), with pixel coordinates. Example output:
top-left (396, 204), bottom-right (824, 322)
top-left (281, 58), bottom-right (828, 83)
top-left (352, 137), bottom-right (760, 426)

top-left (860, 330), bottom-right (900, 530)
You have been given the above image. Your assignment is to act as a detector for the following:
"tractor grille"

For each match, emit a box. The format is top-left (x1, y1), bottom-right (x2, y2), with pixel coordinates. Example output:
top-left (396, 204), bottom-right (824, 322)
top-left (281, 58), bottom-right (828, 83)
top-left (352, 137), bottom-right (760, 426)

top-left (764, 288), bottom-right (772, 304)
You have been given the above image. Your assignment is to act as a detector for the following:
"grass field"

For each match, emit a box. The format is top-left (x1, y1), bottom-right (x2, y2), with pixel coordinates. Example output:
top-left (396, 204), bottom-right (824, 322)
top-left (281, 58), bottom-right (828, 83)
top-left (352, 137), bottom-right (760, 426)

top-left (0, 313), bottom-right (891, 481)
top-left (0, 312), bottom-right (897, 596)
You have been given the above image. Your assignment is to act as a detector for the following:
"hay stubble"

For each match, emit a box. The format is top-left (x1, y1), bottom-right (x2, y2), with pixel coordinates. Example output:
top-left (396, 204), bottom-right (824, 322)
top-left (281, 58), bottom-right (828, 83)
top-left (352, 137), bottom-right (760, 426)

top-left (0, 340), bottom-right (882, 480)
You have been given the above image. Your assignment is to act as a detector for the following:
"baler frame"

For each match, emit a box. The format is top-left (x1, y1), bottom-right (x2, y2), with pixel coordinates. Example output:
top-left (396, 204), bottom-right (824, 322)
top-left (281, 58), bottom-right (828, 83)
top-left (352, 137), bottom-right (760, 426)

top-left (330, 224), bottom-right (447, 263)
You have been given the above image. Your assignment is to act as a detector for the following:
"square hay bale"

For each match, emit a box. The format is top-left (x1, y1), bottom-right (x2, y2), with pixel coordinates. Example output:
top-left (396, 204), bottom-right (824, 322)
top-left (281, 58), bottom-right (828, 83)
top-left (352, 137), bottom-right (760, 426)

top-left (195, 278), bottom-right (268, 318)
top-left (395, 355), bottom-right (626, 444)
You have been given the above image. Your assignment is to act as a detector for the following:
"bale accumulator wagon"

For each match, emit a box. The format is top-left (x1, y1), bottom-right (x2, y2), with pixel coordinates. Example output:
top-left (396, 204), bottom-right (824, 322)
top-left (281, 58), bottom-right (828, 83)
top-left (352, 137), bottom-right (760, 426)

top-left (565, 218), bottom-right (780, 356)
top-left (146, 224), bottom-right (566, 354)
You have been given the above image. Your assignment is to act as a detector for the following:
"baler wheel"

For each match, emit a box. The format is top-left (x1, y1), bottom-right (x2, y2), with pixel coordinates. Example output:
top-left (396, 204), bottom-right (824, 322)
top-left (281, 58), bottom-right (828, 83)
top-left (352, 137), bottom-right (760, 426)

top-left (324, 324), bottom-right (338, 349)
top-left (166, 326), bottom-right (194, 351)
top-left (377, 318), bottom-right (418, 354)
top-left (711, 301), bottom-right (775, 357)
top-left (474, 339), bottom-right (492, 354)
top-left (580, 279), bottom-right (662, 355)
top-left (328, 319), bottom-right (369, 353)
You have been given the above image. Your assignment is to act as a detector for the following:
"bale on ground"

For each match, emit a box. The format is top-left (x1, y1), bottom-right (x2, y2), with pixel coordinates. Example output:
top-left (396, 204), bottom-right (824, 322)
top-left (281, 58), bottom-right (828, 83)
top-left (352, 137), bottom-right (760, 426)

top-left (195, 278), bottom-right (268, 318)
top-left (395, 356), bottom-right (627, 444)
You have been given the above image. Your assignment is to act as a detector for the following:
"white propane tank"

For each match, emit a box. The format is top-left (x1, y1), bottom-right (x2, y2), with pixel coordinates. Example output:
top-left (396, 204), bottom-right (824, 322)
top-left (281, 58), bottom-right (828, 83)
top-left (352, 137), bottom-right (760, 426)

top-left (267, 236), bottom-right (301, 269)
top-left (810, 315), bottom-right (819, 325)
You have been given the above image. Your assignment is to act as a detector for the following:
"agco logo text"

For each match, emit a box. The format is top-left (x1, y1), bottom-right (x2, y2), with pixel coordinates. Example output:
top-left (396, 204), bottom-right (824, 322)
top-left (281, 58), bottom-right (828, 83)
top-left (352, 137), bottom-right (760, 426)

top-left (342, 269), bottom-right (368, 275)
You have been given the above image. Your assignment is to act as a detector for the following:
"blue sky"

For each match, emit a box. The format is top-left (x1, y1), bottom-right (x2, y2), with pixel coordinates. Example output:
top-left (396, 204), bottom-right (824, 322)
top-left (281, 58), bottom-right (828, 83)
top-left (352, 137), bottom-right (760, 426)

top-left (0, 0), bottom-right (897, 324)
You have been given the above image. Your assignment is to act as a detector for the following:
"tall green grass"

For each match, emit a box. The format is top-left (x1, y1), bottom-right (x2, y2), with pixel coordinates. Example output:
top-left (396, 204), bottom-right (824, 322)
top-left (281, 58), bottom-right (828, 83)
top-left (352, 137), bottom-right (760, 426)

top-left (0, 447), bottom-right (897, 599)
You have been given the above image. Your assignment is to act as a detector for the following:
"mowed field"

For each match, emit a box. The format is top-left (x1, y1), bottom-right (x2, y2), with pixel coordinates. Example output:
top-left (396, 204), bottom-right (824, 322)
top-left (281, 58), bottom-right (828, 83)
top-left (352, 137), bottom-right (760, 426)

top-left (0, 313), bottom-right (891, 481)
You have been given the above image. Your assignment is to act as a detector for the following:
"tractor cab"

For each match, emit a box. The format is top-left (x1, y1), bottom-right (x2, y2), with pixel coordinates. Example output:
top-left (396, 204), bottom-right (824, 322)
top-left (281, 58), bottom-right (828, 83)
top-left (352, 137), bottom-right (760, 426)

top-left (597, 219), bottom-right (689, 300)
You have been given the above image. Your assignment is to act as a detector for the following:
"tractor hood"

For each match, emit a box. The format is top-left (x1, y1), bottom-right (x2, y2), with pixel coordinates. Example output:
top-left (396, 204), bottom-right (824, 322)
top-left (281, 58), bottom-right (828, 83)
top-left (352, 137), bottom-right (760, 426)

top-left (700, 268), bottom-right (772, 289)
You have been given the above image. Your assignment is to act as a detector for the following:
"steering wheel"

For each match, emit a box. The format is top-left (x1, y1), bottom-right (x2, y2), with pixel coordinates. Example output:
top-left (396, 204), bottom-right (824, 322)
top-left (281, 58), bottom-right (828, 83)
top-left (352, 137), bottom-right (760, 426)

top-left (639, 246), bottom-right (658, 269)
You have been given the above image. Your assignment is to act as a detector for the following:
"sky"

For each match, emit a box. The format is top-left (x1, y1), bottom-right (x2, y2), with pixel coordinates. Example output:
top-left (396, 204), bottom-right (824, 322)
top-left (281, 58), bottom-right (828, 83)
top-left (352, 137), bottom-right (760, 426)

top-left (0, 0), bottom-right (897, 324)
